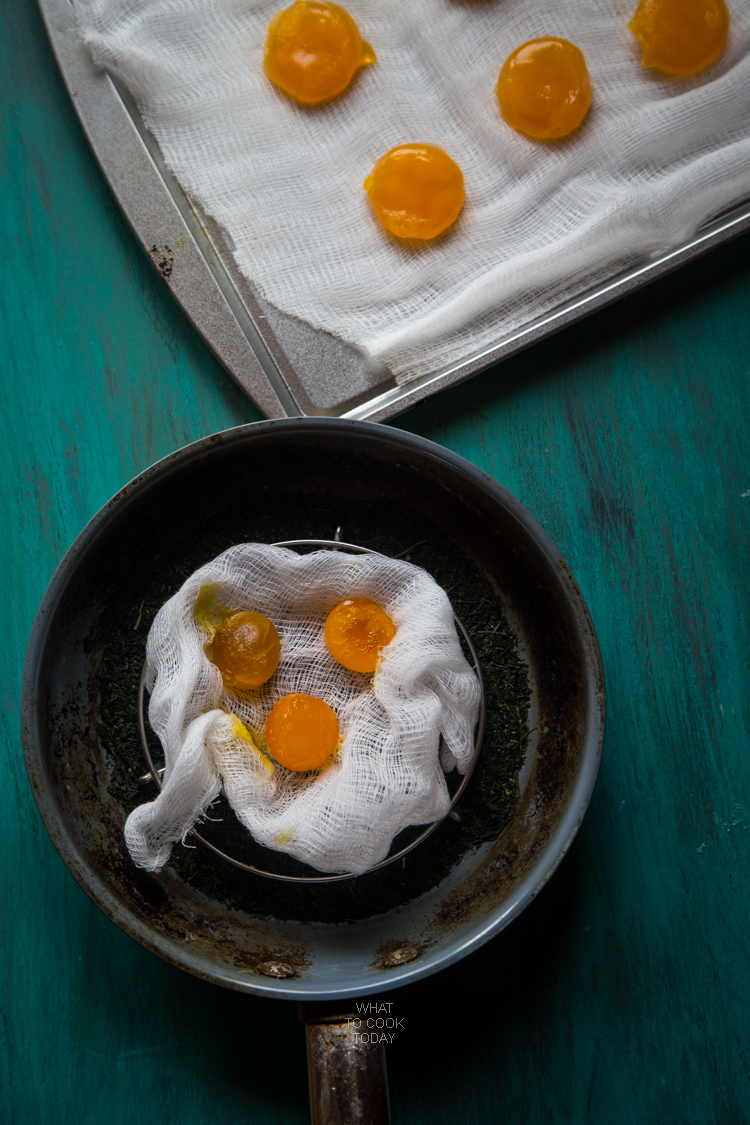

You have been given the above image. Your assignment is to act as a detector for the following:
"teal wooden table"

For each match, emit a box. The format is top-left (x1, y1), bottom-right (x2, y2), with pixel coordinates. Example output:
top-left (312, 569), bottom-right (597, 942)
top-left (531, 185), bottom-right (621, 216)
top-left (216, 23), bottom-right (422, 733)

top-left (2, 2), bottom-right (749, 1122)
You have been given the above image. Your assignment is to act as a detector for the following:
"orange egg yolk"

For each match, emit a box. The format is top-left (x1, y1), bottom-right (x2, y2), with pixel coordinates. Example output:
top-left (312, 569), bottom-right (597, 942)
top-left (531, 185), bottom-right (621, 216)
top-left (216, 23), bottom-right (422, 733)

top-left (265, 693), bottom-right (340, 771)
top-left (206, 611), bottom-right (281, 690)
top-left (324, 598), bottom-right (396, 673)
top-left (364, 145), bottom-right (465, 240)
top-left (628, 0), bottom-right (729, 76)
top-left (496, 37), bottom-right (593, 141)
top-left (264, 1), bottom-right (375, 105)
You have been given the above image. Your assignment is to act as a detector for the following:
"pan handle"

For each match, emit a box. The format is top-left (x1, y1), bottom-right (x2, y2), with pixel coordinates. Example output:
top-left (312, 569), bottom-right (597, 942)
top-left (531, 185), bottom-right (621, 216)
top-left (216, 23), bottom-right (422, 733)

top-left (299, 1002), bottom-right (391, 1125)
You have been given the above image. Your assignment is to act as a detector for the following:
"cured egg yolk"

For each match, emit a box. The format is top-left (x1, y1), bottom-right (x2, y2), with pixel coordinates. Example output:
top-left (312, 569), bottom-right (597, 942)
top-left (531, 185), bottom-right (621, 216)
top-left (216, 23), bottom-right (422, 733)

top-left (628, 0), bottom-right (729, 76)
top-left (364, 145), bottom-right (466, 240)
top-left (325, 598), bottom-right (396, 673)
top-left (264, 1), bottom-right (375, 106)
top-left (265, 693), bottom-right (340, 771)
top-left (206, 610), bottom-right (281, 690)
top-left (496, 37), bottom-right (593, 141)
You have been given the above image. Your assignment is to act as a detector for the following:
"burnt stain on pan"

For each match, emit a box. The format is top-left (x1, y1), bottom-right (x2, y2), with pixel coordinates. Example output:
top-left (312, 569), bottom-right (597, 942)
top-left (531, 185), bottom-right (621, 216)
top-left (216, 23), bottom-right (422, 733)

top-left (148, 244), bottom-right (174, 281)
top-left (429, 565), bottom-right (603, 934)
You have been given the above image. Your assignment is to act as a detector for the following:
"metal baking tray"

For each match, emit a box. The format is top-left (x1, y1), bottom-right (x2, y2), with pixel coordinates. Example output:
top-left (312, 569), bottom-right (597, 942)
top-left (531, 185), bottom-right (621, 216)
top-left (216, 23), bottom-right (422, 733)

top-left (41, 0), bottom-right (750, 422)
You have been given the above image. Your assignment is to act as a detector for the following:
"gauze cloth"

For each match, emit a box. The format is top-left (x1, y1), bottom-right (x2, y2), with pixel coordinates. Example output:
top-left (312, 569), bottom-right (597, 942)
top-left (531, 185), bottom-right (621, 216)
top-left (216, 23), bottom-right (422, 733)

top-left (74, 0), bottom-right (750, 382)
top-left (124, 545), bottom-right (481, 875)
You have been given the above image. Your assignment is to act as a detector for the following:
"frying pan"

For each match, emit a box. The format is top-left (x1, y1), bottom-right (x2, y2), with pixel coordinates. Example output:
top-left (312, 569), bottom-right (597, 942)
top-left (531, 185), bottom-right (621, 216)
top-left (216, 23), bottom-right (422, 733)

top-left (21, 418), bottom-right (604, 1122)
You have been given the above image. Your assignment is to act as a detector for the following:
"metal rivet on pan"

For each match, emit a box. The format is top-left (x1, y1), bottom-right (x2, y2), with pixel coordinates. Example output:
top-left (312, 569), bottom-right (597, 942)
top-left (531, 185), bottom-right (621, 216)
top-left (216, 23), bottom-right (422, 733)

top-left (380, 946), bottom-right (420, 968)
top-left (256, 961), bottom-right (299, 979)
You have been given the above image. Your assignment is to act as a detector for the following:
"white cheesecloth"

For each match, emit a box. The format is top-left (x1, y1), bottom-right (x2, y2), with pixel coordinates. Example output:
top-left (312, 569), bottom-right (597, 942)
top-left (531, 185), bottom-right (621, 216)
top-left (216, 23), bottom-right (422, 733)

top-left (124, 545), bottom-right (481, 875)
top-left (73, 0), bottom-right (750, 382)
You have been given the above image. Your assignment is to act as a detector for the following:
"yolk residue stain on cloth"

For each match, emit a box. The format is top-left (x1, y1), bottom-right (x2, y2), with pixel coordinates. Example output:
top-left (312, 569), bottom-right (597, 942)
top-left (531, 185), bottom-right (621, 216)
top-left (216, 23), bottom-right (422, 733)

top-left (628, 0), bottom-right (729, 76)
top-left (265, 692), bottom-right (340, 771)
top-left (206, 610), bottom-right (281, 690)
top-left (364, 145), bottom-right (466, 240)
top-left (231, 716), bottom-right (275, 774)
top-left (264, 0), bottom-right (375, 105)
top-left (325, 598), bottom-right (396, 673)
top-left (497, 37), bottom-right (593, 140)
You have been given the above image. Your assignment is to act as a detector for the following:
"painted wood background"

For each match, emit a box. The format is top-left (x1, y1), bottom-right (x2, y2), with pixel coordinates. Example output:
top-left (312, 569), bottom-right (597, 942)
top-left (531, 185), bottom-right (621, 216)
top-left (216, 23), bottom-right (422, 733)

top-left (2, 1), bottom-right (749, 1121)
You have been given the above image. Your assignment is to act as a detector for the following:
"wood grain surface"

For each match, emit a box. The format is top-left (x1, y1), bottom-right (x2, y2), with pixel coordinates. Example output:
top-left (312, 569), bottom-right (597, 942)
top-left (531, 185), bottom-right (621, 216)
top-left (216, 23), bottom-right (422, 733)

top-left (2, 2), bottom-right (748, 1122)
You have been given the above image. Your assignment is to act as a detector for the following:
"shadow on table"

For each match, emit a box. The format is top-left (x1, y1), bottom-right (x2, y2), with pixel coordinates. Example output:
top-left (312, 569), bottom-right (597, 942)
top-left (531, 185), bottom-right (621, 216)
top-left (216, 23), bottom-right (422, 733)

top-left (399, 227), bottom-right (750, 433)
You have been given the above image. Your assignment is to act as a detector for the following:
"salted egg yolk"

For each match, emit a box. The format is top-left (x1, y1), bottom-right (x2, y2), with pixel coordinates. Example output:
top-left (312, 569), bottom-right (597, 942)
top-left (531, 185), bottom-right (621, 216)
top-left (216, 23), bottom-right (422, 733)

top-left (325, 597), bottom-right (396, 673)
top-left (496, 37), bottom-right (593, 141)
top-left (364, 145), bottom-right (465, 241)
top-left (264, 1), bottom-right (375, 105)
top-left (628, 0), bottom-right (729, 76)
top-left (206, 610), bottom-right (281, 690)
top-left (265, 693), bottom-right (340, 771)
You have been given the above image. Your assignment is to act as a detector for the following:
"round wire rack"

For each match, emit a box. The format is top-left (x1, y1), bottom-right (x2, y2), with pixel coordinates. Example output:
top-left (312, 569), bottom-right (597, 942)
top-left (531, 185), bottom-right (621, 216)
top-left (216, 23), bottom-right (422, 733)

top-left (137, 536), bottom-right (486, 884)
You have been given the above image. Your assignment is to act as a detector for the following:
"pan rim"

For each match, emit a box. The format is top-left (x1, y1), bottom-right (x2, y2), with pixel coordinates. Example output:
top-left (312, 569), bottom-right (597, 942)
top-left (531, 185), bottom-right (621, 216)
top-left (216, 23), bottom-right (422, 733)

top-left (21, 417), bottom-right (605, 999)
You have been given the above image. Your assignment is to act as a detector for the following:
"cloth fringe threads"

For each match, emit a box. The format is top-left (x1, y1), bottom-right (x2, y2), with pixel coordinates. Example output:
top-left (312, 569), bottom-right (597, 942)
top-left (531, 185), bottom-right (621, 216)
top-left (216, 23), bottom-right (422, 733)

top-left (73, 0), bottom-right (750, 382)
top-left (125, 545), bottom-right (481, 876)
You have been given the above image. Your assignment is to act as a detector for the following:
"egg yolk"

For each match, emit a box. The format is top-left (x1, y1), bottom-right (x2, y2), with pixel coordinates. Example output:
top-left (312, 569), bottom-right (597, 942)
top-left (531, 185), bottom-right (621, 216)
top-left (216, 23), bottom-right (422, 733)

top-left (364, 145), bottom-right (466, 240)
top-left (324, 597), bottom-right (396, 673)
top-left (264, 1), bottom-right (375, 105)
top-left (265, 693), bottom-right (340, 771)
top-left (496, 37), bottom-right (593, 141)
top-left (206, 610), bottom-right (281, 690)
top-left (628, 0), bottom-right (729, 76)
